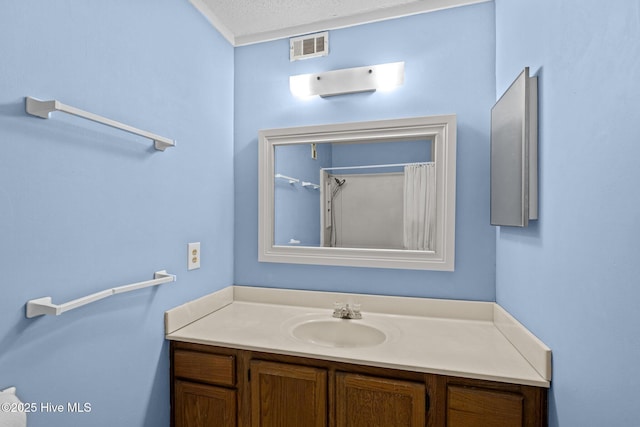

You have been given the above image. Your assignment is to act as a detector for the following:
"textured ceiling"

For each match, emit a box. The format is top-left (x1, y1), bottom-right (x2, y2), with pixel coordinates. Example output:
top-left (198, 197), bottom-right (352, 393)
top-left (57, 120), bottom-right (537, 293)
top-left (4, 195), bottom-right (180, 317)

top-left (189, 0), bottom-right (489, 46)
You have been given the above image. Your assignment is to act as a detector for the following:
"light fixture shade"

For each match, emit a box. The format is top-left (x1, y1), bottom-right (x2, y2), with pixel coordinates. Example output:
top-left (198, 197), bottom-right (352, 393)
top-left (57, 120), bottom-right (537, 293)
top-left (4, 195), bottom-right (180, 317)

top-left (290, 62), bottom-right (405, 98)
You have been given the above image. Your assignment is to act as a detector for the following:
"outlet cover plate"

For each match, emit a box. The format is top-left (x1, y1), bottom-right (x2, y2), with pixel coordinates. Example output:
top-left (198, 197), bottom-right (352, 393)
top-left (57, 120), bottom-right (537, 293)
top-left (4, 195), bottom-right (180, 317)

top-left (188, 242), bottom-right (201, 270)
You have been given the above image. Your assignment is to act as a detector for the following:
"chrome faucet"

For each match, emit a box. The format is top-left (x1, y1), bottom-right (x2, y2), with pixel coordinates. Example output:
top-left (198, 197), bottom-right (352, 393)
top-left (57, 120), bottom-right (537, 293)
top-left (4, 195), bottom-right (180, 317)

top-left (332, 302), bottom-right (362, 319)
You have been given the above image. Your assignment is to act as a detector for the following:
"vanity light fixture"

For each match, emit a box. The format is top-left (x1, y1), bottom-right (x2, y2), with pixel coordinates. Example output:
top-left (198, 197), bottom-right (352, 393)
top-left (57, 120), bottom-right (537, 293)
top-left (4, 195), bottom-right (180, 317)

top-left (289, 61), bottom-right (405, 98)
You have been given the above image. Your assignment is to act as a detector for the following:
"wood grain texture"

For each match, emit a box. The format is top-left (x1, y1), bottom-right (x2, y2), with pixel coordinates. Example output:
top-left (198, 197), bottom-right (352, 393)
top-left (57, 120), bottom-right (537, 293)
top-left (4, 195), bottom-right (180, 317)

top-left (174, 349), bottom-right (236, 386)
top-left (336, 372), bottom-right (425, 427)
top-left (447, 385), bottom-right (523, 427)
top-left (444, 376), bottom-right (547, 427)
top-left (175, 380), bottom-right (236, 427)
top-left (250, 360), bottom-right (327, 427)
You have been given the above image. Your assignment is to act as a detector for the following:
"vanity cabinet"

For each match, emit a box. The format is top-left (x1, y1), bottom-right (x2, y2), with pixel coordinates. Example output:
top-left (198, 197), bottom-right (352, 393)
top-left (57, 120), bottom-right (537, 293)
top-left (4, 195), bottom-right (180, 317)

top-left (170, 342), bottom-right (547, 427)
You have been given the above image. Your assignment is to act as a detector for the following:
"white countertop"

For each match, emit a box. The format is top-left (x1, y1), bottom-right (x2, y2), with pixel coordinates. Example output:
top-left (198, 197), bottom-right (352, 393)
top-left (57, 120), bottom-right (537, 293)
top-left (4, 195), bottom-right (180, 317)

top-left (165, 286), bottom-right (551, 388)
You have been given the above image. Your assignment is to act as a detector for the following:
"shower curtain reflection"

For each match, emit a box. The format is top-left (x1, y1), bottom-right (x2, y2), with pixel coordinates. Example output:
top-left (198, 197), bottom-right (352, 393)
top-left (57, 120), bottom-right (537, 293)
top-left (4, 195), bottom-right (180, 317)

top-left (403, 163), bottom-right (436, 250)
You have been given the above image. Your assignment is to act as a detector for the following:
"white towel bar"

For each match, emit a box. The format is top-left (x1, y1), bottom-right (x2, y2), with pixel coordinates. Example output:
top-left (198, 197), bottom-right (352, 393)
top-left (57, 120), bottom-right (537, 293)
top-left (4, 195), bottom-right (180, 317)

top-left (25, 97), bottom-right (176, 151)
top-left (275, 173), bottom-right (299, 184)
top-left (26, 270), bottom-right (176, 318)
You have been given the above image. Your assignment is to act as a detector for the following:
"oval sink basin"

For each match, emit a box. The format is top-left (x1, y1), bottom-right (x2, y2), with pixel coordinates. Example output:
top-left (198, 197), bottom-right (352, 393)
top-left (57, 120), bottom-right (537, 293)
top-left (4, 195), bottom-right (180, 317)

top-left (291, 319), bottom-right (387, 348)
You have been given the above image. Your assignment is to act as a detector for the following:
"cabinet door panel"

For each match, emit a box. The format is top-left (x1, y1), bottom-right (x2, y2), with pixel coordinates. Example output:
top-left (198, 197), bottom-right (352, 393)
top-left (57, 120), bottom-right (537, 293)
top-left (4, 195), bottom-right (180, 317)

top-left (447, 385), bottom-right (523, 427)
top-left (336, 372), bottom-right (426, 427)
top-left (250, 360), bottom-right (327, 427)
top-left (175, 380), bottom-right (236, 427)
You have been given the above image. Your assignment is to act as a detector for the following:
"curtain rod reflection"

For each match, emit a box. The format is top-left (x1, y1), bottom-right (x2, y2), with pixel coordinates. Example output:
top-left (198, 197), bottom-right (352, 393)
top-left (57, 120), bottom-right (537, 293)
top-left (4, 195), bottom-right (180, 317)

top-left (321, 161), bottom-right (433, 172)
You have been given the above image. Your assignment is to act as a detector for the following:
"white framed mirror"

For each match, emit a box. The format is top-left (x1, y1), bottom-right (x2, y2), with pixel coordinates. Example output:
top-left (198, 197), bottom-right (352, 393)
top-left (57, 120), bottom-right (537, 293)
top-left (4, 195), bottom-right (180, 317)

top-left (258, 115), bottom-right (456, 271)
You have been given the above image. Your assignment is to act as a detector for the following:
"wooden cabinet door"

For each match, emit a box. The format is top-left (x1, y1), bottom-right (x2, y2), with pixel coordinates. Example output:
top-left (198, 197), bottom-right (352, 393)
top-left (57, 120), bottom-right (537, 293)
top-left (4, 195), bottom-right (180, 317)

top-left (336, 372), bottom-right (426, 427)
top-left (250, 360), bottom-right (327, 427)
top-left (446, 385), bottom-right (523, 427)
top-left (175, 380), bottom-right (237, 427)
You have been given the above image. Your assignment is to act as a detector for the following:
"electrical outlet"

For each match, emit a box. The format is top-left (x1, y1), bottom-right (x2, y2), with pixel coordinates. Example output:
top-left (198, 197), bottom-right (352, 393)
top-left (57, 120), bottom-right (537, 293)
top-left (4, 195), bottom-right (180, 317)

top-left (188, 242), bottom-right (201, 270)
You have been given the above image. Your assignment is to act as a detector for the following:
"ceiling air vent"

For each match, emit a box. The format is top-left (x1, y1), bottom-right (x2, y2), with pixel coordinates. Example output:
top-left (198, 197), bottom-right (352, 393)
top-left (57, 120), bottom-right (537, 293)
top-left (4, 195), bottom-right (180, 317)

top-left (290, 32), bottom-right (329, 61)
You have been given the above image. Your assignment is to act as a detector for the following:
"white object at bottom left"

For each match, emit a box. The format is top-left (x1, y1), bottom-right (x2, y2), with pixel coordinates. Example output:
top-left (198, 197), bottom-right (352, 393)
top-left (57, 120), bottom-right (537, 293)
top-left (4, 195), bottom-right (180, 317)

top-left (0, 387), bottom-right (27, 427)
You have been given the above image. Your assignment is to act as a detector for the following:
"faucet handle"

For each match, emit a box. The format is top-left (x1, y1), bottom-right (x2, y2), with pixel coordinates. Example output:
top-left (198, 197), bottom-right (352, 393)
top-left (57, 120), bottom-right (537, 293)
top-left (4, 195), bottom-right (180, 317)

top-left (333, 302), bottom-right (344, 318)
top-left (351, 303), bottom-right (362, 319)
top-left (332, 301), bottom-right (362, 319)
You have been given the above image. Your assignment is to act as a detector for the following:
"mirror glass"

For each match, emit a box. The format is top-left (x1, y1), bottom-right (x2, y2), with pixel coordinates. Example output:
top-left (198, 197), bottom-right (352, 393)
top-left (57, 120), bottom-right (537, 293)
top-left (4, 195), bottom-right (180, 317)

top-left (274, 139), bottom-right (433, 250)
top-left (259, 115), bottom-right (456, 271)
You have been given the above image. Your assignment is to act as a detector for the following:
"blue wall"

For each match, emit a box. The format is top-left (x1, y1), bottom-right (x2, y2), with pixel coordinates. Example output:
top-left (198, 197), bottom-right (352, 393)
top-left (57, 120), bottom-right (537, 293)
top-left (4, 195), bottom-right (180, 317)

top-left (234, 3), bottom-right (497, 300)
top-left (494, 0), bottom-right (640, 425)
top-left (0, 1), bottom-right (234, 426)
